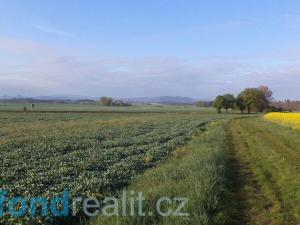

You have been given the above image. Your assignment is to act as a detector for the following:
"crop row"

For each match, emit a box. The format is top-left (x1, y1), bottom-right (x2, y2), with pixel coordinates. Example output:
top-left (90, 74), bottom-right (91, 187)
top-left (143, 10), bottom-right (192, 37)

top-left (0, 113), bottom-right (214, 224)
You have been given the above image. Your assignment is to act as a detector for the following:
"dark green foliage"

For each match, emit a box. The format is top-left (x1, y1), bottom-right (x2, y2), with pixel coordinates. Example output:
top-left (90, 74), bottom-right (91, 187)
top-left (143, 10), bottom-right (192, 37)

top-left (214, 95), bottom-right (225, 113)
top-left (236, 95), bottom-right (246, 113)
top-left (213, 86), bottom-right (273, 114)
top-left (214, 94), bottom-right (236, 113)
top-left (222, 94), bottom-right (236, 113)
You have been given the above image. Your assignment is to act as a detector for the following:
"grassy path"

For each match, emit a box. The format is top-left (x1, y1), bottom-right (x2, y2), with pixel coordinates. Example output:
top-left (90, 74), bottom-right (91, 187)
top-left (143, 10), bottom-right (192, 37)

top-left (227, 118), bottom-right (300, 225)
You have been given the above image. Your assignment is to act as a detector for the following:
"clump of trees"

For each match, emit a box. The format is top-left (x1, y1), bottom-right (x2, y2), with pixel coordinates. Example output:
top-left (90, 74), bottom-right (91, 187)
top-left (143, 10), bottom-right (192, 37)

top-left (213, 85), bottom-right (274, 113)
top-left (99, 96), bottom-right (131, 106)
top-left (99, 96), bottom-right (113, 106)
top-left (213, 94), bottom-right (236, 113)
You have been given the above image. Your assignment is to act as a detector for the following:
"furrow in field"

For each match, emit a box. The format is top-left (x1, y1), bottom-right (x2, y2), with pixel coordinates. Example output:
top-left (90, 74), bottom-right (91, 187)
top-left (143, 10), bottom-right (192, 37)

top-left (227, 118), bottom-right (299, 225)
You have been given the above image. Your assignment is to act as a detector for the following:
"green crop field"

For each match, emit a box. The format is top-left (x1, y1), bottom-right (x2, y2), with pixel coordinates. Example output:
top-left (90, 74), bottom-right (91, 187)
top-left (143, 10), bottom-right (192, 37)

top-left (0, 103), bottom-right (215, 113)
top-left (0, 110), bottom-right (230, 224)
top-left (1, 107), bottom-right (300, 225)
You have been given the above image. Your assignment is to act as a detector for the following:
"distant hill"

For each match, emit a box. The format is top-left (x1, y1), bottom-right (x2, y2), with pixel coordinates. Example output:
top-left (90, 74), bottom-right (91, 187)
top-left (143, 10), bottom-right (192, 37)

top-left (0, 94), bottom-right (96, 101)
top-left (34, 95), bottom-right (97, 101)
top-left (0, 95), bottom-right (96, 103)
top-left (119, 96), bottom-right (198, 105)
top-left (0, 95), bottom-right (209, 105)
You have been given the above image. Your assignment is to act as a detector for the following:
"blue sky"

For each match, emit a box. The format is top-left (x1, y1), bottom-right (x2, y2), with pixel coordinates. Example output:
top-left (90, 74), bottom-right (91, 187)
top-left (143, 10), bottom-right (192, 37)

top-left (1, 0), bottom-right (300, 99)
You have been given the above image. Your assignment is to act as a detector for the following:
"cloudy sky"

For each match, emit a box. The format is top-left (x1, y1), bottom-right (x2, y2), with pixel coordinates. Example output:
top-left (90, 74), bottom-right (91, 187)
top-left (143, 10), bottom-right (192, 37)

top-left (1, 0), bottom-right (300, 99)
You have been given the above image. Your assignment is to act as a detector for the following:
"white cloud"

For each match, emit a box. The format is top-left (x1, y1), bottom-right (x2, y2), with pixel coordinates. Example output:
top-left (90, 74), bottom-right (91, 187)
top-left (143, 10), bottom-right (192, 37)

top-left (1, 37), bottom-right (300, 99)
top-left (34, 25), bottom-right (75, 38)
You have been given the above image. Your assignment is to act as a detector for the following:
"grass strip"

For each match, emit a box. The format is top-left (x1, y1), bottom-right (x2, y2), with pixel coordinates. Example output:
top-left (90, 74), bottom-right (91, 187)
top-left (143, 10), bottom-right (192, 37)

top-left (228, 118), bottom-right (300, 224)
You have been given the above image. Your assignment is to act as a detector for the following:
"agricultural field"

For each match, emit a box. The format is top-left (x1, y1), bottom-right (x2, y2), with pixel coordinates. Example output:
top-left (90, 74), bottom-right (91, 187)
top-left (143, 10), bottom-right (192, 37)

top-left (2, 1), bottom-right (299, 224)
top-left (0, 103), bottom-right (214, 113)
top-left (90, 120), bottom-right (231, 225)
top-left (1, 108), bottom-right (300, 225)
top-left (0, 110), bottom-right (228, 224)
top-left (227, 118), bottom-right (300, 224)
top-left (88, 116), bottom-right (300, 225)
top-left (264, 112), bottom-right (300, 130)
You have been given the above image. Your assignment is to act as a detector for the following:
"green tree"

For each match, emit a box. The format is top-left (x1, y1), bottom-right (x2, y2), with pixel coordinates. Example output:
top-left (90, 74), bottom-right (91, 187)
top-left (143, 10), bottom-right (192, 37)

top-left (238, 88), bottom-right (269, 113)
top-left (214, 95), bottom-right (224, 113)
top-left (239, 88), bottom-right (256, 113)
top-left (222, 94), bottom-right (236, 113)
top-left (236, 94), bottom-right (246, 114)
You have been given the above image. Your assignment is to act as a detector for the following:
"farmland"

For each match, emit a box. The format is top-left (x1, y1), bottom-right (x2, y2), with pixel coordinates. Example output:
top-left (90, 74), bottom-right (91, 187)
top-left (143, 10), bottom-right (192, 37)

top-left (227, 118), bottom-right (300, 224)
top-left (89, 116), bottom-right (300, 225)
top-left (264, 112), bottom-right (300, 130)
top-left (0, 110), bottom-right (228, 224)
top-left (0, 103), bottom-right (214, 113)
top-left (90, 120), bottom-right (231, 225)
top-left (1, 108), bottom-right (300, 225)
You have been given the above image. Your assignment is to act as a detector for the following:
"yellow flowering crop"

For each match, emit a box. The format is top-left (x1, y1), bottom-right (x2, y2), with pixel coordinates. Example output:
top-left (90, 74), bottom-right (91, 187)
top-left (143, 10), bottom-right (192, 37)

top-left (264, 112), bottom-right (300, 130)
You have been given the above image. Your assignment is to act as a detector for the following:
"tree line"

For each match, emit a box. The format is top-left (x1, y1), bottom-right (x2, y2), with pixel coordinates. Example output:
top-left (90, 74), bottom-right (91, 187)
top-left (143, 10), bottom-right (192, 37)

top-left (98, 96), bottom-right (131, 106)
top-left (213, 85), bottom-right (274, 113)
top-left (271, 100), bottom-right (300, 112)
